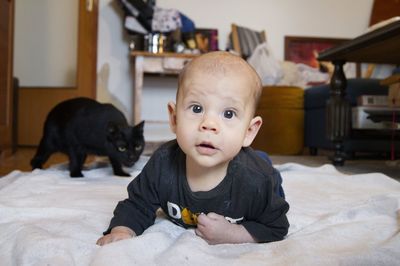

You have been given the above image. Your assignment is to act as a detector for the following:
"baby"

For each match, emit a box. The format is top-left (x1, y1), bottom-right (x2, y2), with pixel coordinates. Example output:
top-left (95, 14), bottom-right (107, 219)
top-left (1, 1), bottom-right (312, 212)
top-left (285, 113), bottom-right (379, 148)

top-left (97, 51), bottom-right (289, 245)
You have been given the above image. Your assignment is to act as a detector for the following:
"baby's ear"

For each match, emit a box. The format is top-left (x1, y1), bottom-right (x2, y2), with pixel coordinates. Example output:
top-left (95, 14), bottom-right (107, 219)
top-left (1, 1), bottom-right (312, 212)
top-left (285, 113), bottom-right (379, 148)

top-left (167, 102), bottom-right (177, 133)
top-left (243, 116), bottom-right (262, 147)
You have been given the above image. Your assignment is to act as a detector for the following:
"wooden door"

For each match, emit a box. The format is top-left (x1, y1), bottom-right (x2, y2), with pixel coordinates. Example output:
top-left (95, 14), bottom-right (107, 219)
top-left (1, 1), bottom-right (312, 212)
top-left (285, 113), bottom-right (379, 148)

top-left (16, 0), bottom-right (99, 146)
top-left (0, 0), bottom-right (15, 157)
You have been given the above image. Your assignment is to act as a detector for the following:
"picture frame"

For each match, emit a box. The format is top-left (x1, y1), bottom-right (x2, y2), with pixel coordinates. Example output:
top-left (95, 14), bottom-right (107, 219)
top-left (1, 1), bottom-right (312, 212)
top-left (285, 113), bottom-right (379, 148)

top-left (284, 36), bottom-right (349, 68)
top-left (284, 36), bottom-right (359, 78)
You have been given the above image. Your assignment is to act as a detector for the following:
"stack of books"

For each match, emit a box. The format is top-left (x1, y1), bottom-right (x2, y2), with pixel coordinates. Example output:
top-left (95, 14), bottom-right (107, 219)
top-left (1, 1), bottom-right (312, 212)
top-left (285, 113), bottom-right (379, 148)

top-left (353, 78), bottom-right (400, 129)
top-left (357, 95), bottom-right (388, 107)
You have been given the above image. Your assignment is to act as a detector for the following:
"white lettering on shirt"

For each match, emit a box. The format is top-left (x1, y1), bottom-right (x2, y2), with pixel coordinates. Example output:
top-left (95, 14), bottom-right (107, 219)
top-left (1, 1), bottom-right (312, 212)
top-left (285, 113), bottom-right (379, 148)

top-left (167, 201), bottom-right (181, 219)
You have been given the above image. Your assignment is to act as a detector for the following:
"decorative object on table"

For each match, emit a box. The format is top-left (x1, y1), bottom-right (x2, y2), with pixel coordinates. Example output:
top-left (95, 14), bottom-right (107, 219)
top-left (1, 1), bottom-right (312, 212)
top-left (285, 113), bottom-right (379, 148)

top-left (194, 28), bottom-right (219, 53)
top-left (128, 34), bottom-right (145, 51)
top-left (143, 32), bottom-right (169, 53)
top-left (182, 31), bottom-right (197, 50)
top-left (116, 0), bottom-right (199, 53)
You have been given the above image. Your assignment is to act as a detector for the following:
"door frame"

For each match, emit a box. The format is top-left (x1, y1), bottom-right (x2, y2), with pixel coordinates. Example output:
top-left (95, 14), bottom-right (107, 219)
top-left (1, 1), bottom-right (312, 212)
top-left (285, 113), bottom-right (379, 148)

top-left (0, 0), bottom-right (15, 157)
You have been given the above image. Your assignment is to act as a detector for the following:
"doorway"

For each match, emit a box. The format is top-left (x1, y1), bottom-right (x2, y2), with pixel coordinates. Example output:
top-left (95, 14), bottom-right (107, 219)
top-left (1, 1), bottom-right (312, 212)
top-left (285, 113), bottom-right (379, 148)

top-left (14, 0), bottom-right (99, 146)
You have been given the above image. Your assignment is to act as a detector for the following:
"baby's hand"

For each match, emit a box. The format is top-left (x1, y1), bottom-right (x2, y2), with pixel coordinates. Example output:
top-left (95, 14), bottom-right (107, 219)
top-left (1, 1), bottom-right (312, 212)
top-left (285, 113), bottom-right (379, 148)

top-left (195, 213), bottom-right (256, 245)
top-left (96, 226), bottom-right (136, 246)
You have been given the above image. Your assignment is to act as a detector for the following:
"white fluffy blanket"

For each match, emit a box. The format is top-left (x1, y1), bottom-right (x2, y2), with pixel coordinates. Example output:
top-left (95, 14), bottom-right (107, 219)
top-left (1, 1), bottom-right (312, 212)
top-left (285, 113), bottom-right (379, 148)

top-left (1, 157), bottom-right (399, 266)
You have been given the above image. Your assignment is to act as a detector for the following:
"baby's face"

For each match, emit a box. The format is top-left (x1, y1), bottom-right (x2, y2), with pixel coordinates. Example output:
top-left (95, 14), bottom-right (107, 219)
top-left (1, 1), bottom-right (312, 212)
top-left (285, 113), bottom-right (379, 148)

top-left (171, 68), bottom-right (260, 169)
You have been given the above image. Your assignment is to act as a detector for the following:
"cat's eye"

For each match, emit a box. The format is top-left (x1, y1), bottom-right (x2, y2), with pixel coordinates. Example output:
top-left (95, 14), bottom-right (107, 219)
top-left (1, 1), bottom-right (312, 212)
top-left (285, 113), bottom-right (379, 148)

top-left (118, 146), bottom-right (127, 152)
top-left (191, 104), bottom-right (202, 114)
top-left (135, 145), bottom-right (142, 151)
top-left (223, 110), bottom-right (236, 119)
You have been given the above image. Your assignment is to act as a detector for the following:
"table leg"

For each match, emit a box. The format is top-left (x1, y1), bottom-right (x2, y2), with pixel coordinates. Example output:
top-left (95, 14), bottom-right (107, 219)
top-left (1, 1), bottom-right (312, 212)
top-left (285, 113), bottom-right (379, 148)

top-left (326, 60), bottom-right (351, 166)
top-left (132, 56), bottom-right (144, 126)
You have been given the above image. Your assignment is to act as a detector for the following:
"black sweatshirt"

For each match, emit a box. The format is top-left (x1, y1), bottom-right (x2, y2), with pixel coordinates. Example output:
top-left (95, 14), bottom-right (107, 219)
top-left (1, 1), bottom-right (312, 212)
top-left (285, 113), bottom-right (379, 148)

top-left (106, 140), bottom-right (289, 243)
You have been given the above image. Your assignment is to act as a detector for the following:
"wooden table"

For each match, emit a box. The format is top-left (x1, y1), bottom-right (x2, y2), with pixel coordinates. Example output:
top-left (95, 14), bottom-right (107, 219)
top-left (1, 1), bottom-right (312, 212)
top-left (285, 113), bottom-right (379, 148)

top-left (318, 19), bottom-right (400, 165)
top-left (130, 51), bottom-right (198, 125)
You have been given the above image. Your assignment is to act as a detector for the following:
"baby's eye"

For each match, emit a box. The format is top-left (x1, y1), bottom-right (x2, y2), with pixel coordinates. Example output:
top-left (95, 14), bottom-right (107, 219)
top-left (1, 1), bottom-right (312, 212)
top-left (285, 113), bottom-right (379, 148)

top-left (223, 110), bottom-right (236, 119)
top-left (118, 146), bottom-right (127, 152)
top-left (135, 145), bottom-right (142, 151)
top-left (191, 104), bottom-right (203, 114)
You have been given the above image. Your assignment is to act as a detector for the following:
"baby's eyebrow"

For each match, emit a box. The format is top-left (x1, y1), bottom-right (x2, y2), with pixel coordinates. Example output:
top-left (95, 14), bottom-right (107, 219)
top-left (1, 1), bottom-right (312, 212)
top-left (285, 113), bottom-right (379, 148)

top-left (221, 96), bottom-right (245, 108)
top-left (184, 88), bottom-right (206, 98)
top-left (182, 88), bottom-right (246, 109)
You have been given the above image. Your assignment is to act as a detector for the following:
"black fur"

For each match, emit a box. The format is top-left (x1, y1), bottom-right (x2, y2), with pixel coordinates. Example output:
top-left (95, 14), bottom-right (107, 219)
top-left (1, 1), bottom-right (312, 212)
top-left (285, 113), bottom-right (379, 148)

top-left (31, 97), bottom-right (145, 177)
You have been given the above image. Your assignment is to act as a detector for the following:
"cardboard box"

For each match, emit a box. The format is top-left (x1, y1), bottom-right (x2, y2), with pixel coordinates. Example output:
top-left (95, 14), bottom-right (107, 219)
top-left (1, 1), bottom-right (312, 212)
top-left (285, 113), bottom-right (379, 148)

top-left (388, 82), bottom-right (400, 107)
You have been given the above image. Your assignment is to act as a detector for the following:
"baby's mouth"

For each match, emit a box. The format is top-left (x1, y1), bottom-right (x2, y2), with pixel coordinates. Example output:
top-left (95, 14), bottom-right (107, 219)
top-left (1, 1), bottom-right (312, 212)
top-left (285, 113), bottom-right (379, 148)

top-left (197, 142), bottom-right (216, 149)
top-left (195, 142), bottom-right (219, 155)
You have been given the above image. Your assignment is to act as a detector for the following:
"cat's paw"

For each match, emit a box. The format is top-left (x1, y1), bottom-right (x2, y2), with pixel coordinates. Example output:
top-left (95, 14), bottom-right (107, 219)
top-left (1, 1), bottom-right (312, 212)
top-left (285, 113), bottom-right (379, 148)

top-left (30, 158), bottom-right (43, 170)
top-left (114, 171), bottom-right (131, 177)
top-left (70, 171), bottom-right (84, 178)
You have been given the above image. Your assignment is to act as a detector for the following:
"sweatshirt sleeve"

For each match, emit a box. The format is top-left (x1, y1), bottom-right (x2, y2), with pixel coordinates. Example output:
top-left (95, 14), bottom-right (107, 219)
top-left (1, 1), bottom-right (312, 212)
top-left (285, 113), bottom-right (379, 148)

top-left (104, 153), bottom-right (161, 236)
top-left (241, 170), bottom-right (290, 243)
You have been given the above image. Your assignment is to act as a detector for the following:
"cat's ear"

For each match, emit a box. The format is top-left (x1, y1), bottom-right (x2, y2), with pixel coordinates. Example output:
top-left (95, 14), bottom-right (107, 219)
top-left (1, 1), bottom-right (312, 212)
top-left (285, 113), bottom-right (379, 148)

top-left (167, 102), bottom-right (177, 133)
top-left (135, 120), bottom-right (145, 134)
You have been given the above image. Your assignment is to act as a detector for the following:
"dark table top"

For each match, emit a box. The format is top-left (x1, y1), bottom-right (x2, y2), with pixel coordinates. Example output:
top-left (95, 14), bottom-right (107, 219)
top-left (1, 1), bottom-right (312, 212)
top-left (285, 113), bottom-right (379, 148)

top-left (318, 19), bottom-right (400, 65)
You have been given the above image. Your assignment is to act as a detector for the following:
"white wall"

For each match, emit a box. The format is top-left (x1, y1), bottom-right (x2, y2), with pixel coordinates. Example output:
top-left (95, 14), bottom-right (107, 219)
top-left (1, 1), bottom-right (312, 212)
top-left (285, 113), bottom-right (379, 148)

top-left (98, 0), bottom-right (374, 125)
top-left (97, 0), bottom-right (133, 118)
top-left (158, 0), bottom-right (373, 58)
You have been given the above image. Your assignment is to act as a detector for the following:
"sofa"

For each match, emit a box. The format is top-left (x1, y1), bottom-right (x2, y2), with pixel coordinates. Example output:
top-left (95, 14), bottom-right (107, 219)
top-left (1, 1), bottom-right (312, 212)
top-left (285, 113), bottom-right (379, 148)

top-left (304, 78), bottom-right (400, 157)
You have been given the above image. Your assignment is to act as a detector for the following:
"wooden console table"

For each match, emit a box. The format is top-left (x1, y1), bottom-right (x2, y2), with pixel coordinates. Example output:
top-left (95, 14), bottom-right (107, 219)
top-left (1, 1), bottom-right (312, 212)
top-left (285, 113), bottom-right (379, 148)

top-left (318, 19), bottom-right (400, 165)
top-left (130, 51), bottom-right (198, 125)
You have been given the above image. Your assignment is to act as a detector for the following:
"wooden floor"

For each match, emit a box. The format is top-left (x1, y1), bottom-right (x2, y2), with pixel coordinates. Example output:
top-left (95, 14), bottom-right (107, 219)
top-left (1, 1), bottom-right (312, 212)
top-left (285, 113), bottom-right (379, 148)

top-left (2, 147), bottom-right (400, 182)
top-left (0, 148), bottom-right (69, 176)
top-left (0, 143), bottom-right (160, 177)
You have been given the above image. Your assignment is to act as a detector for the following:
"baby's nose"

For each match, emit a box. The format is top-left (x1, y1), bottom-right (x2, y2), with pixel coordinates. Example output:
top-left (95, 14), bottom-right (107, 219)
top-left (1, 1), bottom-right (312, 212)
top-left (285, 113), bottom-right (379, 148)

top-left (200, 115), bottom-right (219, 133)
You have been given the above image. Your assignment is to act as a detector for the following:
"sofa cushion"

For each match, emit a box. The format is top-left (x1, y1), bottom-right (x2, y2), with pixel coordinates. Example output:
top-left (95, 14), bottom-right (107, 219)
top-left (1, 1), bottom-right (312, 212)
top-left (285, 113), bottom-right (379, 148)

top-left (304, 78), bottom-right (388, 110)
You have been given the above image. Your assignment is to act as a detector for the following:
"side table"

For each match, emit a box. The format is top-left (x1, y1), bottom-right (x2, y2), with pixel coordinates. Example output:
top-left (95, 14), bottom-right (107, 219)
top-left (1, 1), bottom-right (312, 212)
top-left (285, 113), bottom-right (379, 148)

top-left (318, 20), bottom-right (400, 165)
top-left (130, 51), bottom-right (198, 125)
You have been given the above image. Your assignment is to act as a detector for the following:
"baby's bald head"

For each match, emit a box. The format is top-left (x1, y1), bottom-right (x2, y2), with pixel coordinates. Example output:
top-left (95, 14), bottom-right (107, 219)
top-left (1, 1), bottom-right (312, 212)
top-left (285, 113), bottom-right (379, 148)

top-left (177, 51), bottom-right (262, 112)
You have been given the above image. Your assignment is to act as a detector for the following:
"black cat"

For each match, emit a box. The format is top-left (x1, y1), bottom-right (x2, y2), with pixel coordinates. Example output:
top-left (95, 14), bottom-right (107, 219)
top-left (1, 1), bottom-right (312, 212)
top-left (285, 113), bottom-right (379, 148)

top-left (31, 97), bottom-right (145, 177)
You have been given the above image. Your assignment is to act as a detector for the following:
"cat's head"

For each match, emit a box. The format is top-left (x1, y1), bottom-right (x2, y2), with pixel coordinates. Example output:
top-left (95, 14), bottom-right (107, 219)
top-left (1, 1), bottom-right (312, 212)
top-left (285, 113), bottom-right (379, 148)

top-left (106, 121), bottom-right (145, 167)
